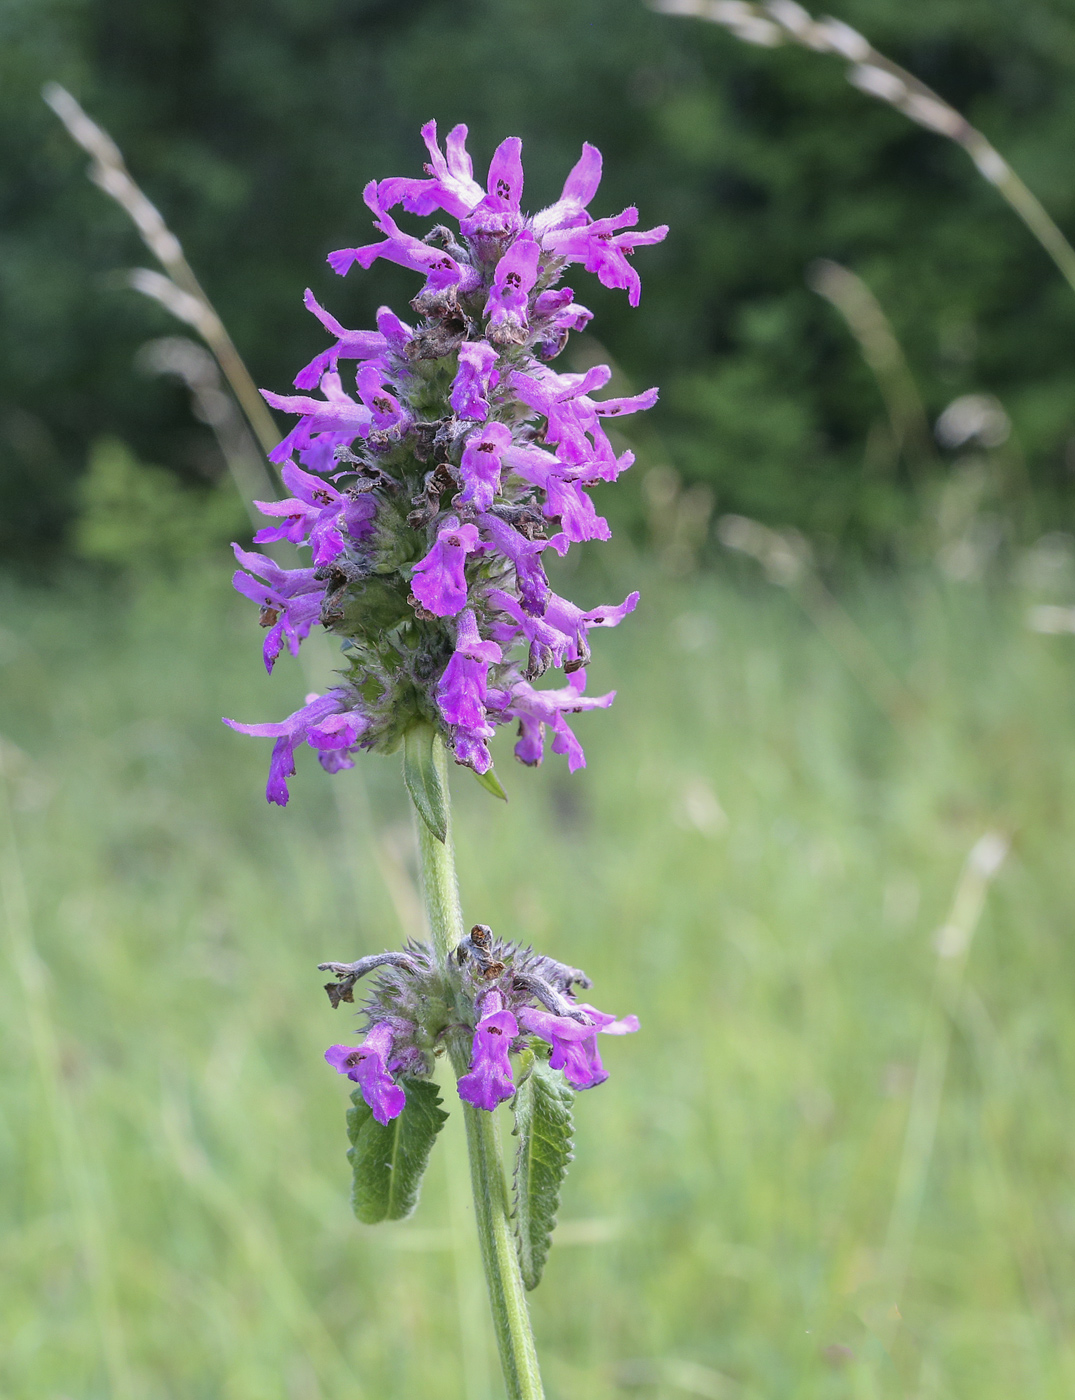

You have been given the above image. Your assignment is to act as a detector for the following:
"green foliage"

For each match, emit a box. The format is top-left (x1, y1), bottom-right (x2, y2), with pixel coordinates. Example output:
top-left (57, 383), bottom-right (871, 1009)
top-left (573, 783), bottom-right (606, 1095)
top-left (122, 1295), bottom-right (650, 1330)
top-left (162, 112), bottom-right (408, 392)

top-left (74, 436), bottom-right (245, 569)
top-left (511, 1055), bottom-right (575, 1291)
top-left (346, 1079), bottom-right (448, 1224)
top-left (7, 1), bottom-right (1075, 559)
top-left (473, 764), bottom-right (509, 802)
top-left (6, 559), bottom-right (1075, 1393)
top-left (402, 720), bottom-right (449, 843)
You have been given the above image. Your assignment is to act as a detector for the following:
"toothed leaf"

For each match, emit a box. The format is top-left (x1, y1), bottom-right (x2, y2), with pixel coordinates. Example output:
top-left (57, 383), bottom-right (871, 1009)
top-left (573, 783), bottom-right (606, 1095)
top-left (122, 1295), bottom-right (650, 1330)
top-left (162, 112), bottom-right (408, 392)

top-left (346, 1078), bottom-right (448, 1223)
top-left (512, 1060), bottom-right (574, 1290)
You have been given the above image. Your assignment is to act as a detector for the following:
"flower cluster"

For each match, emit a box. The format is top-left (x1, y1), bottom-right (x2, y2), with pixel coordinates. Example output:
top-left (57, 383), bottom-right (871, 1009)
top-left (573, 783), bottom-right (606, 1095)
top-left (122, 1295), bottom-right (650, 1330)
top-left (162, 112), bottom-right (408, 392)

top-left (321, 925), bottom-right (638, 1122)
top-left (225, 123), bottom-right (666, 804)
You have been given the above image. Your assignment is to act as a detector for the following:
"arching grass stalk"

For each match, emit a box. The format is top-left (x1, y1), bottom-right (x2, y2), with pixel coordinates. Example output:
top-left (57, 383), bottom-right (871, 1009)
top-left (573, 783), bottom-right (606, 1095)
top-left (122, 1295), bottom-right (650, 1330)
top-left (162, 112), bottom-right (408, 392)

top-left (806, 259), bottom-right (935, 477)
top-left (654, 0), bottom-right (1075, 304)
top-left (42, 83), bottom-right (283, 465)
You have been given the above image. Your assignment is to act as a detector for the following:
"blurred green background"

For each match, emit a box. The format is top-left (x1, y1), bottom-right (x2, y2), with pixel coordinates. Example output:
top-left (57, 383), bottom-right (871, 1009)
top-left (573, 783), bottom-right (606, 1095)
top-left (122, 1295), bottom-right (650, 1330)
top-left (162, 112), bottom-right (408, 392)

top-left (7, 558), bottom-right (1075, 1399)
top-left (5, 0), bottom-right (1075, 1397)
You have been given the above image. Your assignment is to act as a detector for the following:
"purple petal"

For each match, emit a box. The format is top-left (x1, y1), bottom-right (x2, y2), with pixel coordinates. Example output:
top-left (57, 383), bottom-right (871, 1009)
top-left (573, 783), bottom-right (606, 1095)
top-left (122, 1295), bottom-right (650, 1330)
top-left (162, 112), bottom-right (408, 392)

top-left (325, 1023), bottom-right (406, 1125)
top-left (458, 421), bottom-right (511, 511)
top-left (451, 341), bottom-right (500, 422)
top-left (486, 137), bottom-right (524, 209)
top-left (486, 236), bottom-right (541, 336)
top-left (410, 518), bottom-right (481, 617)
top-left (458, 993), bottom-right (519, 1112)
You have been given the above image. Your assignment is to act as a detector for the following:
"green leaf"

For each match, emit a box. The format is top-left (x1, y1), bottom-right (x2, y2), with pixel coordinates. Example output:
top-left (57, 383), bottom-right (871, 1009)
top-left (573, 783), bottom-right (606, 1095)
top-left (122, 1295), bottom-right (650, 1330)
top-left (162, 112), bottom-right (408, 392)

top-left (346, 1078), bottom-right (448, 1224)
top-left (512, 1061), bottom-right (574, 1290)
top-left (403, 721), bottom-right (448, 842)
top-left (472, 764), bottom-right (508, 801)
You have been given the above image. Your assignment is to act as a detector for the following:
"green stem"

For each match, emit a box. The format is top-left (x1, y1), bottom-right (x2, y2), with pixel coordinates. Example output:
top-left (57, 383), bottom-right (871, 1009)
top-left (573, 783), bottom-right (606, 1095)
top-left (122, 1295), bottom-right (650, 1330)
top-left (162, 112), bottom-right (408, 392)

top-left (412, 740), bottom-right (546, 1400)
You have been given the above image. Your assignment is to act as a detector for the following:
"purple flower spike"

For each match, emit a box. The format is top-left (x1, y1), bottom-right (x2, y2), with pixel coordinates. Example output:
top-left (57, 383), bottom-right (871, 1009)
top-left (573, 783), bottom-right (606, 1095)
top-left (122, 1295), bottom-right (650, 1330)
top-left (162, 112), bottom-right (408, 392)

top-left (458, 990), bottom-right (520, 1111)
top-left (410, 516), bottom-right (481, 617)
top-left (325, 1022), bottom-right (406, 1125)
top-left (318, 934), bottom-right (638, 1124)
top-left (451, 341), bottom-right (501, 422)
top-left (232, 124), bottom-right (664, 796)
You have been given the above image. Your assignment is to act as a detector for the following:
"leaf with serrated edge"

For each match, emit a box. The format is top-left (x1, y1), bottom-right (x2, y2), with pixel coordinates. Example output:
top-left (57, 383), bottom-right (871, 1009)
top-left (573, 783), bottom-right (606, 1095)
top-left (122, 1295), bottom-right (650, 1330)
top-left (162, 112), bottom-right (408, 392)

top-left (346, 1078), bottom-right (448, 1224)
top-left (512, 1060), bottom-right (574, 1290)
top-left (403, 722), bottom-right (448, 842)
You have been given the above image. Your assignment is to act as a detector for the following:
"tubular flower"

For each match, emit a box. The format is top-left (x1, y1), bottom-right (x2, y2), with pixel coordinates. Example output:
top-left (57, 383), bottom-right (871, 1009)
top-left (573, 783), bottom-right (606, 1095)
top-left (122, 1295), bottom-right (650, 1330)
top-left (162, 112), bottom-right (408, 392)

top-left (457, 989), bottom-right (519, 1111)
top-left (319, 927), bottom-right (638, 1120)
top-left (225, 124), bottom-right (666, 801)
top-left (325, 1022), bottom-right (406, 1126)
top-left (224, 689), bottom-right (368, 806)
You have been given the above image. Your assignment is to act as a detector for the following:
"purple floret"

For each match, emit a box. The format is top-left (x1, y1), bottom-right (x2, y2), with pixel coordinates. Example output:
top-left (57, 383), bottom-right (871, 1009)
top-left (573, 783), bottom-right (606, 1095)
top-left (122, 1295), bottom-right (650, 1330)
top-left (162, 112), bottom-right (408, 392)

top-left (518, 1001), bottom-right (639, 1091)
top-left (437, 608), bottom-right (502, 773)
top-left (224, 689), bottom-right (368, 805)
top-left (530, 143), bottom-right (603, 237)
top-left (458, 421), bottom-right (510, 511)
top-left (230, 544), bottom-right (326, 673)
top-left (253, 460), bottom-right (375, 566)
top-left (451, 341), bottom-right (500, 422)
top-left (329, 183), bottom-right (480, 297)
top-left (410, 517), bottom-right (481, 617)
top-left (543, 207), bottom-right (669, 308)
top-left (375, 120), bottom-right (484, 220)
top-left (486, 234), bottom-right (541, 341)
top-left (501, 671), bottom-right (615, 772)
top-left (293, 289), bottom-right (388, 391)
top-left (325, 1022), bottom-right (406, 1125)
top-left (457, 990), bottom-right (519, 1111)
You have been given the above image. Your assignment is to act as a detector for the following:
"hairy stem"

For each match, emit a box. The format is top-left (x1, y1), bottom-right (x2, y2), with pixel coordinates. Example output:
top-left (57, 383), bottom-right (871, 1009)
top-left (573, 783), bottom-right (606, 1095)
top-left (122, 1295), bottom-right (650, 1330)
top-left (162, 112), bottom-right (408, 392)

top-left (412, 741), bottom-right (545, 1400)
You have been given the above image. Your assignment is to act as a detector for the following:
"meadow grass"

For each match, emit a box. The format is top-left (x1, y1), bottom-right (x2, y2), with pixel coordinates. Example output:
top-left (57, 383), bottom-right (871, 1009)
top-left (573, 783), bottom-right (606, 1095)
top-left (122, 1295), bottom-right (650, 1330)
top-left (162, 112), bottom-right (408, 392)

top-left (2, 552), bottom-right (1075, 1400)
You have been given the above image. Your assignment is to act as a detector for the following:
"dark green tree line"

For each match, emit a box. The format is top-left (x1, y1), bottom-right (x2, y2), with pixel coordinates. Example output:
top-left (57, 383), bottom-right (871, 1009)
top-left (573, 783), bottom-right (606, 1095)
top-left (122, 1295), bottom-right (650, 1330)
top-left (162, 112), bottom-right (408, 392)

top-left (4, 0), bottom-right (1075, 563)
